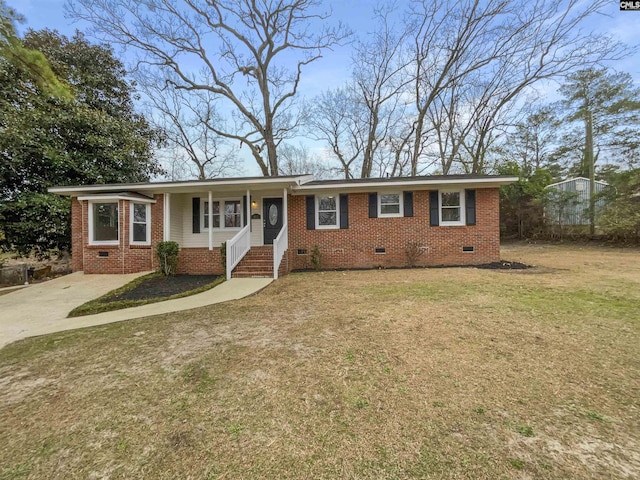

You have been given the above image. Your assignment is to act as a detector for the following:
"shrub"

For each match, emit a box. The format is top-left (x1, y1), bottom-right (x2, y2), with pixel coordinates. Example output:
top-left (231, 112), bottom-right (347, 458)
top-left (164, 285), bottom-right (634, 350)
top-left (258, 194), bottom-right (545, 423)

top-left (405, 241), bottom-right (426, 267)
top-left (310, 245), bottom-right (322, 271)
top-left (598, 200), bottom-right (640, 242)
top-left (220, 241), bottom-right (227, 278)
top-left (157, 241), bottom-right (179, 276)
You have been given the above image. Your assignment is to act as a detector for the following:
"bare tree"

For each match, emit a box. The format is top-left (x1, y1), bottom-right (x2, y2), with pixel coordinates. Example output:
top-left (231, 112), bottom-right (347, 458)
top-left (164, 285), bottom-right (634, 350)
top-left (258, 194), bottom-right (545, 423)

top-left (310, 4), bottom-right (411, 179)
top-left (352, 4), bottom-right (410, 178)
top-left (308, 87), bottom-right (365, 179)
top-left (278, 142), bottom-right (333, 178)
top-left (138, 70), bottom-right (239, 180)
top-left (402, 0), bottom-right (620, 175)
top-left (68, 0), bottom-right (350, 176)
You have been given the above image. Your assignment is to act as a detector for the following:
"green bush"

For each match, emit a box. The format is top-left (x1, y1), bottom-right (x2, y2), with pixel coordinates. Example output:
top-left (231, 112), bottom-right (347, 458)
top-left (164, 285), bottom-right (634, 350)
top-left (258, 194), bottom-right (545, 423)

top-left (157, 241), bottom-right (179, 276)
top-left (598, 200), bottom-right (640, 242)
top-left (220, 241), bottom-right (227, 278)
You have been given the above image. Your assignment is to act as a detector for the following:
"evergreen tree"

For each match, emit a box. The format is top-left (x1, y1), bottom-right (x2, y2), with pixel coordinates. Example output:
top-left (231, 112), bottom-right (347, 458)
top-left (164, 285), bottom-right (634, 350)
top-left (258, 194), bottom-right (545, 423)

top-left (0, 29), bottom-right (163, 256)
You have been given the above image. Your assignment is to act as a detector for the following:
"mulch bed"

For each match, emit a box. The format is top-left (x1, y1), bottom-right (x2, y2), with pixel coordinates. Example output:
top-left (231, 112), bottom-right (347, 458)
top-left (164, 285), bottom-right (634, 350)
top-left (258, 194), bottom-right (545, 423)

top-left (103, 275), bottom-right (221, 303)
top-left (476, 260), bottom-right (532, 270)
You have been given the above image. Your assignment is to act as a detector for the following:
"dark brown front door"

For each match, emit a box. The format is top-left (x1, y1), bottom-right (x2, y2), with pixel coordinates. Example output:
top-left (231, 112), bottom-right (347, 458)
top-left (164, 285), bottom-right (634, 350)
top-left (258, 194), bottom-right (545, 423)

top-left (263, 198), bottom-right (283, 245)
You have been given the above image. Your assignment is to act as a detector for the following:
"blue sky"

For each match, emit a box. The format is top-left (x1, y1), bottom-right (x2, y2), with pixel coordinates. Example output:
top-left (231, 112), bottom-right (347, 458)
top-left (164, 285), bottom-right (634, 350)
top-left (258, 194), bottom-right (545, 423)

top-left (10, 0), bottom-right (640, 175)
top-left (17, 0), bottom-right (640, 90)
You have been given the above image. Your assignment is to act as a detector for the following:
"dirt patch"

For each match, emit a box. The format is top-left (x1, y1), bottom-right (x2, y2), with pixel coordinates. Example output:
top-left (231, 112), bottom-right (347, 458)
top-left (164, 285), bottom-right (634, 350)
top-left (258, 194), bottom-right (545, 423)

top-left (1, 253), bottom-right (71, 287)
top-left (103, 275), bottom-right (220, 303)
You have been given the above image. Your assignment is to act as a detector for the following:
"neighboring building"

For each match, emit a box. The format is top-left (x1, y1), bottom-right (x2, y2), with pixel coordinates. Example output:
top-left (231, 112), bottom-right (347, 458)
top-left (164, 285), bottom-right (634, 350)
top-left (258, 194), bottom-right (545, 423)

top-left (49, 174), bottom-right (517, 278)
top-left (545, 177), bottom-right (608, 226)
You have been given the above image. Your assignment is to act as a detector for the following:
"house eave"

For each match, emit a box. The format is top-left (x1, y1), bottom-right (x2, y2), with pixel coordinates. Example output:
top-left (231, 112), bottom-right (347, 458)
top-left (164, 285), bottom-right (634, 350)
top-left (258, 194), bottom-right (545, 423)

top-left (49, 174), bottom-right (314, 196)
top-left (292, 175), bottom-right (518, 194)
top-left (77, 192), bottom-right (157, 203)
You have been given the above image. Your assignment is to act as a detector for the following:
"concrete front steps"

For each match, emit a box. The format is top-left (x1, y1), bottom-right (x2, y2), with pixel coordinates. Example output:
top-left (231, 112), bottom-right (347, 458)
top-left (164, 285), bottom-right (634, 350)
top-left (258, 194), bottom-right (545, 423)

top-left (232, 246), bottom-right (275, 278)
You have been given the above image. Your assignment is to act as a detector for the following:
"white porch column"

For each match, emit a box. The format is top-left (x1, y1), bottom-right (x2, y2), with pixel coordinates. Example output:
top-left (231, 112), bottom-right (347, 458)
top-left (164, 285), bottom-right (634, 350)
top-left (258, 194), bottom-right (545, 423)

top-left (163, 193), bottom-right (170, 241)
top-left (246, 189), bottom-right (251, 230)
top-left (283, 187), bottom-right (288, 222)
top-left (208, 191), bottom-right (213, 250)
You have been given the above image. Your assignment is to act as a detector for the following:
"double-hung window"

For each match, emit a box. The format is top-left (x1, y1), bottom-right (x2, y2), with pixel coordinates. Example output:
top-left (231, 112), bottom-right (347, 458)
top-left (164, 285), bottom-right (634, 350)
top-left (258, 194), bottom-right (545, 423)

top-left (130, 202), bottom-right (151, 245)
top-left (203, 199), bottom-right (242, 229)
top-left (204, 201), bottom-right (221, 229)
top-left (378, 193), bottom-right (403, 217)
top-left (316, 195), bottom-right (339, 229)
top-left (439, 190), bottom-right (465, 226)
top-left (224, 200), bottom-right (242, 227)
top-left (90, 202), bottom-right (119, 245)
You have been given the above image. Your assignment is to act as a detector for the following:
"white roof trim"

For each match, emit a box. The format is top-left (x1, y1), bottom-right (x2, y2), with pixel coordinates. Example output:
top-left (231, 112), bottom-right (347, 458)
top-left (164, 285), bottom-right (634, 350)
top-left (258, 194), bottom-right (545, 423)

top-left (293, 176), bottom-right (518, 192)
top-left (78, 193), bottom-right (157, 203)
top-left (50, 175), bottom-right (314, 196)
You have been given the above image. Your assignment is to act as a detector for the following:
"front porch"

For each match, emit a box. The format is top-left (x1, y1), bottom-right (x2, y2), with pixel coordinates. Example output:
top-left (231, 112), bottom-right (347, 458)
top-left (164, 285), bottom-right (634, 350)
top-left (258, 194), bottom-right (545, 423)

top-left (163, 188), bottom-right (289, 279)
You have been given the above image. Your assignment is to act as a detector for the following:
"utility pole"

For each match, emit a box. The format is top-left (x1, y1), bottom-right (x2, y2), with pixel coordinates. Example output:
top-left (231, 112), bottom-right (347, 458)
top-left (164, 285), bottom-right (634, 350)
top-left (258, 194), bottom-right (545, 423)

top-left (586, 110), bottom-right (595, 236)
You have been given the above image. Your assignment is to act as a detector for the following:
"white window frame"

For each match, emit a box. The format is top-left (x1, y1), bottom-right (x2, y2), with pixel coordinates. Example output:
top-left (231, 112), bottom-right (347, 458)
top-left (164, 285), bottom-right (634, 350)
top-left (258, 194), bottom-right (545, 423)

top-left (88, 201), bottom-right (119, 245)
top-left (203, 200), bottom-right (221, 229)
top-left (202, 198), bottom-right (243, 231)
top-left (130, 202), bottom-right (151, 245)
top-left (439, 189), bottom-right (466, 226)
top-left (378, 192), bottom-right (403, 217)
top-left (315, 194), bottom-right (340, 229)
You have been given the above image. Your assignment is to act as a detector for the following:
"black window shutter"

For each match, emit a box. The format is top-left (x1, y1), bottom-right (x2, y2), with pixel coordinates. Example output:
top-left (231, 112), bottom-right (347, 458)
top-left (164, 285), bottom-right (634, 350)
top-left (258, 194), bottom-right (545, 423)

top-left (403, 191), bottom-right (414, 217)
top-left (192, 197), bottom-right (200, 233)
top-left (429, 191), bottom-right (439, 226)
top-left (339, 194), bottom-right (349, 229)
top-left (306, 195), bottom-right (315, 230)
top-left (368, 193), bottom-right (378, 218)
top-left (465, 189), bottom-right (476, 226)
top-left (242, 195), bottom-right (248, 226)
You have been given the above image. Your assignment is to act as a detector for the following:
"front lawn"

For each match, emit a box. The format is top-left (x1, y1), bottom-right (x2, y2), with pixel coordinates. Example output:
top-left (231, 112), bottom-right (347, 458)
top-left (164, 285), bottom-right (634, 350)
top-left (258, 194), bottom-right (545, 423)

top-left (0, 244), bottom-right (638, 479)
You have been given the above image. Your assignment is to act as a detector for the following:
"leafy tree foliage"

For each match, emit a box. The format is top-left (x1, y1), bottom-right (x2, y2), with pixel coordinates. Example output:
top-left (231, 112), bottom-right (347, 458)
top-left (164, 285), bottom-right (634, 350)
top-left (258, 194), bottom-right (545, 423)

top-left (597, 167), bottom-right (640, 242)
top-left (558, 68), bottom-right (640, 176)
top-left (0, 29), bottom-right (163, 257)
top-left (498, 161), bottom-right (553, 239)
top-left (0, 1), bottom-right (70, 98)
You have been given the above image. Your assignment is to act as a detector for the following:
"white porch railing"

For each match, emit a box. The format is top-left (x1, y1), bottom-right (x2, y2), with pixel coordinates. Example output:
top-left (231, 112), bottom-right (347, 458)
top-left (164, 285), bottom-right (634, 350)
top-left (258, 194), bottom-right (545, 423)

top-left (226, 224), bottom-right (251, 279)
top-left (273, 221), bottom-right (288, 280)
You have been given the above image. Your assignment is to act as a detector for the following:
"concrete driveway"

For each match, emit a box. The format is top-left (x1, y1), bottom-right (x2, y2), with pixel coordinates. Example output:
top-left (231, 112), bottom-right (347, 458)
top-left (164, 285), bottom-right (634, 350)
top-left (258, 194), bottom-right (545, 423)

top-left (0, 272), bottom-right (146, 348)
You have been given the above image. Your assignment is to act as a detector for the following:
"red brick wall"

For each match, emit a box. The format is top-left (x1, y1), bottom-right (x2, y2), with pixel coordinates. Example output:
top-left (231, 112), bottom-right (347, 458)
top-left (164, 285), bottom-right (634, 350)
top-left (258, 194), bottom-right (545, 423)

top-left (70, 198), bottom-right (84, 272)
top-left (177, 248), bottom-right (224, 275)
top-left (287, 189), bottom-right (500, 270)
top-left (74, 194), bottom-right (165, 274)
top-left (71, 187), bottom-right (501, 274)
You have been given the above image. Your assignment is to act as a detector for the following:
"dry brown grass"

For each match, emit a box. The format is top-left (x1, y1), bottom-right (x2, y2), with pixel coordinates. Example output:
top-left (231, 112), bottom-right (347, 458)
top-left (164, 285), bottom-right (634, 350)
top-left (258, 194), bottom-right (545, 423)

top-left (1, 243), bottom-right (639, 479)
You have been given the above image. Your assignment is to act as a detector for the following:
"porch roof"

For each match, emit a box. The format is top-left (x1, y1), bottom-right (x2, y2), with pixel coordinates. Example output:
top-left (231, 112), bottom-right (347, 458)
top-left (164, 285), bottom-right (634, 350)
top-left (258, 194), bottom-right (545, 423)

top-left (49, 173), bottom-right (518, 197)
top-left (49, 174), bottom-right (314, 196)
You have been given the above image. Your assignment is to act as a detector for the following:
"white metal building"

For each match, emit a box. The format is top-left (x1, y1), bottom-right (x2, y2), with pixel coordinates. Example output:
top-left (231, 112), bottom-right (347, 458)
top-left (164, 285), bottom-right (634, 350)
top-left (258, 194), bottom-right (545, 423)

top-left (545, 177), bottom-right (608, 226)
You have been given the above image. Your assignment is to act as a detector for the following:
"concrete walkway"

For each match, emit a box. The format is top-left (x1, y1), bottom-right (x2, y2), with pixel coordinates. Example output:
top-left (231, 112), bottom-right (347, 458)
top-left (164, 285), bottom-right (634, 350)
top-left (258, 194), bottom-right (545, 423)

top-left (0, 274), bottom-right (272, 348)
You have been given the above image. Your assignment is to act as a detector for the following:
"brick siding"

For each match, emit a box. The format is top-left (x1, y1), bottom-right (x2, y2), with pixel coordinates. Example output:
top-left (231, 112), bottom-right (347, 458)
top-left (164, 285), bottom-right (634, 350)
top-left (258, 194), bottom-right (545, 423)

top-left (71, 187), bottom-right (501, 275)
top-left (73, 195), bottom-right (164, 274)
top-left (177, 248), bottom-right (224, 275)
top-left (286, 189), bottom-right (500, 270)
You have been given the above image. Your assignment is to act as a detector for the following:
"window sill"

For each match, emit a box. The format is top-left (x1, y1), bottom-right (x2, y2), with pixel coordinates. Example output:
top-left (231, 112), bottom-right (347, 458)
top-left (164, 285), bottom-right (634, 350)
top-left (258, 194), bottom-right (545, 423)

top-left (87, 243), bottom-right (119, 248)
top-left (201, 228), bottom-right (242, 232)
top-left (130, 244), bottom-right (151, 249)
